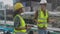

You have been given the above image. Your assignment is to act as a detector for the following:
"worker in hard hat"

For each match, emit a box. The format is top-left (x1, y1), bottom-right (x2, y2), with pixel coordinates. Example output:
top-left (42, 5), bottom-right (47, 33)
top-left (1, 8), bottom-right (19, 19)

top-left (34, 0), bottom-right (48, 34)
top-left (13, 2), bottom-right (30, 34)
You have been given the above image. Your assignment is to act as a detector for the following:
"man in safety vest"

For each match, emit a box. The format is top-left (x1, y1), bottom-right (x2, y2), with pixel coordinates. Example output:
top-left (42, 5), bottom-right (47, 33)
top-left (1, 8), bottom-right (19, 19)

top-left (34, 0), bottom-right (48, 34)
top-left (13, 2), bottom-right (30, 34)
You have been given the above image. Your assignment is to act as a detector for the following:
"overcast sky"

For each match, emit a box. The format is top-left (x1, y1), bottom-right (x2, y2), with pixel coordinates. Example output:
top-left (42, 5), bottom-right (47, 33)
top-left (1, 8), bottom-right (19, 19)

top-left (0, 0), bottom-right (13, 6)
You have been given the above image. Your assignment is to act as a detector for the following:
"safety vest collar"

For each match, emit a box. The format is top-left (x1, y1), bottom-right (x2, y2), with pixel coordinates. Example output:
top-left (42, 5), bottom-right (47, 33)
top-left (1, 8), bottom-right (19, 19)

top-left (38, 10), bottom-right (48, 19)
top-left (37, 9), bottom-right (48, 22)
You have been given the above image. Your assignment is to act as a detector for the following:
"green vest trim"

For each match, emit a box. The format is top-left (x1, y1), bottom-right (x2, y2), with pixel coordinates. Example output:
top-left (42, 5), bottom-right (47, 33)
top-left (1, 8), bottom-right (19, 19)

top-left (37, 10), bottom-right (48, 28)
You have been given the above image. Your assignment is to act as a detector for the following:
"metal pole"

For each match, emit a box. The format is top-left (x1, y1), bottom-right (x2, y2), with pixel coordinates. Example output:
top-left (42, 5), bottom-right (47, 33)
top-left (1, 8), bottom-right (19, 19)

top-left (4, 9), bottom-right (6, 25)
top-left (30, 0), bottom-right (33, 12)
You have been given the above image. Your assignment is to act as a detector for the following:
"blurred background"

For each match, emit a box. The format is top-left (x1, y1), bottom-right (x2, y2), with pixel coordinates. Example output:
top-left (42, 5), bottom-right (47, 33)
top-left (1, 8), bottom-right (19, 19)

top-left (13, 0), bottom-right (60, 28)
top-left (13, 0), bottom-right (60, 34)
top-left (0, 0), bottom-right (60, 28)
top-left (0, 0), bottom-right (60, 34)
top-left (0, 0), bottom-right (13, 25)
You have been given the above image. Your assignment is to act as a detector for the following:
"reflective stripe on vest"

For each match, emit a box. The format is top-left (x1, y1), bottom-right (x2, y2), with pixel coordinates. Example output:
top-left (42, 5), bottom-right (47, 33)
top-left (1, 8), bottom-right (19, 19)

top-left (37, 10), bottom-right (48, 28)
top-left (14, 14), bottom-right (26, 32)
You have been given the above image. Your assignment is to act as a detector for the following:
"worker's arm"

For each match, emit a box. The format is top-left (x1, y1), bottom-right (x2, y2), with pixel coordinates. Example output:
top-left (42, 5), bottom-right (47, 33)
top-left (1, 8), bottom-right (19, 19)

top-left (15, 24), bottom-right (26, 30)
top-left (14, 18), bottom-right (31, 30)
top-left (14, 23), bottom-right (26, 30)
top-left (47, 11), bottom-right (49, 23)
top-left (47, 14), bottom-right (52, 23)
top-left (15, 24), bottom-right (31, 30)
top-left (47, 17), bottom-right (55, 23)
top-left (15, 27), bottom-right (26, 30)
top-left (47, 14), bottom-right (49, 23)
top-left (16, 25), bottom-right (31, 30)
top-left (34, 10), bottom-right (38, 23)
top-left (14, 17), bottom-right (26, 30)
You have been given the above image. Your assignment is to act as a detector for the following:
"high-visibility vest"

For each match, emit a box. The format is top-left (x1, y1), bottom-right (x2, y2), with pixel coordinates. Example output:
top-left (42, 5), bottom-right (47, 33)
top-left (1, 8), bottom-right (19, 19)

top-left (14, 14), bottom-right (26, 33)
top-left (37, 10), bottom-right (48, 28)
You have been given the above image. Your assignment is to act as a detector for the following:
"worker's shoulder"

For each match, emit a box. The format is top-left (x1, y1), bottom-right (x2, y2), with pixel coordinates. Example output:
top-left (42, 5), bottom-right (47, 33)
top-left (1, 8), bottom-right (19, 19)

top-left (36, 9), bottom-right (40, 12)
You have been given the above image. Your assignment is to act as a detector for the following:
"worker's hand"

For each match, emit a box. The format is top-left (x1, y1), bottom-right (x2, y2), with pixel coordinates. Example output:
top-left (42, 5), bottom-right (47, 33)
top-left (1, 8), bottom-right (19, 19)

top-left (43, 27), bottom-right (47, 30)
top-left (34, 19), bottom-right (38, 23)
top-left (49, 18), bottom-right (55, 22)
top-left (26, 24), bottom-right (31, 30)
top-left (38, 27), bottom-right (47, 30)
top-left (49, 19), bottom-right (55, 23)
top-left (15, 27), bottom-right (26, 30)
top-left (27, 26), bottom-right (31, 29)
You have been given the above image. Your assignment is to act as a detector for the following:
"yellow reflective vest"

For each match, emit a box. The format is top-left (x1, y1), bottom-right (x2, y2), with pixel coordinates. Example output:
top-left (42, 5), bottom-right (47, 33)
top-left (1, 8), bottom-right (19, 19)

top-left (37, 10), bottom-right (48, 28)
top-left (14, 14), bottom-right (26, 33)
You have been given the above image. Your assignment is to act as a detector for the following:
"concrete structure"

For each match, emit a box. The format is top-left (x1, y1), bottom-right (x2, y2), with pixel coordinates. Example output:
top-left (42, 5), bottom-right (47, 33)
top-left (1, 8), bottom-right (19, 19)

top-left (0, 2), bottom-right (4, 9)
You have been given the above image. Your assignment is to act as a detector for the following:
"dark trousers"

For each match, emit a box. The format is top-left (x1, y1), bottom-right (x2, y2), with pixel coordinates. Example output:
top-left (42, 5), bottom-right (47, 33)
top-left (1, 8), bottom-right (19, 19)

top-left (28, 31), bottom-right (33, 34)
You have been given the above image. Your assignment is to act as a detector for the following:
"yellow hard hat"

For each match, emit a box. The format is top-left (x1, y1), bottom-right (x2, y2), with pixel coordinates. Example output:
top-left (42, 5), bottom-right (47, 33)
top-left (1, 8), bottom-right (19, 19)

top-left (14, 2), bottom-right (24, 11)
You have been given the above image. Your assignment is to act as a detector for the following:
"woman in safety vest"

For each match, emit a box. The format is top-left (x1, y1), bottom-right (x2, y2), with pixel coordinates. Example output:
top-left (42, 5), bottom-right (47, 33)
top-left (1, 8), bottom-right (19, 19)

top-left (34, 0), bottom-right (48, 34)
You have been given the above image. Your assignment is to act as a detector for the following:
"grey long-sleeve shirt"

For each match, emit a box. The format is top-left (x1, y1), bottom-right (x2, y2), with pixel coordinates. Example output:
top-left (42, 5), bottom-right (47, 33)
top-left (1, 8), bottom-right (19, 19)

top-left (14, 16), bottom-right (21, 28)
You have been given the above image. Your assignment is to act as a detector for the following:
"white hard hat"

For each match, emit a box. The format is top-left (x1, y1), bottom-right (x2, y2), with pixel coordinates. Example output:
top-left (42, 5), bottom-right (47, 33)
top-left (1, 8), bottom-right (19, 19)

top-left (40, 0), bottom-right (47, 4)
